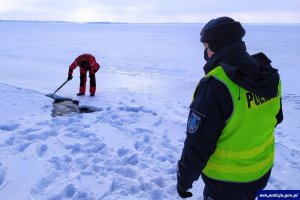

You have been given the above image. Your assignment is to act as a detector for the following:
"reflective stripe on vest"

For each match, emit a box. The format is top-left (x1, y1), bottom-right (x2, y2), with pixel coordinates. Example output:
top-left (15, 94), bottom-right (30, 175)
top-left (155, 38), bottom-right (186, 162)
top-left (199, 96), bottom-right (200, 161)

top-left (202, 66), bottom-right (281, 182)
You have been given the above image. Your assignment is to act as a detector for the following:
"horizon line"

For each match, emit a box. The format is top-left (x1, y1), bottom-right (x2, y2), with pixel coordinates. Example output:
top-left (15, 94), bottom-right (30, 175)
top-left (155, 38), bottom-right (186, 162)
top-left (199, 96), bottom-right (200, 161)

top-left (1, 19), bottom-right (300, 25)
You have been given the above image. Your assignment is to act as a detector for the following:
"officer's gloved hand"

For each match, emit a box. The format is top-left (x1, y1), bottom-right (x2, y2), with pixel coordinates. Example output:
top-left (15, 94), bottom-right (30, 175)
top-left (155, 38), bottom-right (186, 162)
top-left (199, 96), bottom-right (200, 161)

top-left (67, 75), bottom-right (73, 81)
top-left (177, 163), bottom-right (193, 198)
top-left (177, 182), bottom-right (193, 198)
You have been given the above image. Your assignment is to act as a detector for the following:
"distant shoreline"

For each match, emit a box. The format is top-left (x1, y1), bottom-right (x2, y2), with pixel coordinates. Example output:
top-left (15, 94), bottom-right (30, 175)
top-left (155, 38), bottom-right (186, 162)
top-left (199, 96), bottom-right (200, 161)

top-left (0, 20), bottom-right (119, 24)
top-left (0, 19), bottom-right (299, 26)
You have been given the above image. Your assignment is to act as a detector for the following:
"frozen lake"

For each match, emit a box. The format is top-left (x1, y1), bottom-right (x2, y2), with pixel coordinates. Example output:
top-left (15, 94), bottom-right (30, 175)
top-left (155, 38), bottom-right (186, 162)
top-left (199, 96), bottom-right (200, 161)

top-left (0, 22), bottom-right (299, 200)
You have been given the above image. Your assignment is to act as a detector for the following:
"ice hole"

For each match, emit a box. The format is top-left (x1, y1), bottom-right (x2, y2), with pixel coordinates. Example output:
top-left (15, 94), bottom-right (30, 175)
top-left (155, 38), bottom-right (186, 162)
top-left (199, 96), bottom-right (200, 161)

top-left (51, 99), bottom-right (101, 117)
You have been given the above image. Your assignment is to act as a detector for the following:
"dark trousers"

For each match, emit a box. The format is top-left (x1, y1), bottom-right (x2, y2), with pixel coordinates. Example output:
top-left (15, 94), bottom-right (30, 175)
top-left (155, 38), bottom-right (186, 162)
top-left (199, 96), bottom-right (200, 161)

top-left (79, 68), bottom-right (96, 94)
top-left (203, 184), bottom-right (257, 200)
top-left (201, 170), bottom-right (271, 200)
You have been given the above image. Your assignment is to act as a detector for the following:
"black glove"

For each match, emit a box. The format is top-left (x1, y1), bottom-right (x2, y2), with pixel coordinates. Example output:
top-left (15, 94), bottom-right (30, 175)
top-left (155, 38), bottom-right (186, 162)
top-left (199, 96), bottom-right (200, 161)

top-left (177, 182), bottom-right (193, 198)
top-left (177, 163), bottom-right (193, 198)
top-left (67, 75), bottom-right (73, 81)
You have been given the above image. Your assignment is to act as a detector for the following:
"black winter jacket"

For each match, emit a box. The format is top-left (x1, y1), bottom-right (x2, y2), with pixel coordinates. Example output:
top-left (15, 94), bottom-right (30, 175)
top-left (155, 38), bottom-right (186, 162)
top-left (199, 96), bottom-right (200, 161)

top-left (177, 41), bottom-right (283, 193)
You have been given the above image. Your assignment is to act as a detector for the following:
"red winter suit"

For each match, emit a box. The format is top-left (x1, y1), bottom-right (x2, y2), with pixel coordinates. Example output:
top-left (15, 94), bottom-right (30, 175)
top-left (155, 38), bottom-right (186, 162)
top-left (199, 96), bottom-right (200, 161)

top-left (68, 54), bottom-right (100, 95)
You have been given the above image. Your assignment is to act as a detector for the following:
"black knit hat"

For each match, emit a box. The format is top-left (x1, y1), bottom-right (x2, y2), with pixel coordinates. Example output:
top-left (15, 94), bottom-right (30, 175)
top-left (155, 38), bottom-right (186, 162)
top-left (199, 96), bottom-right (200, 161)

top-left (200, 17), bottom-right (245, 52)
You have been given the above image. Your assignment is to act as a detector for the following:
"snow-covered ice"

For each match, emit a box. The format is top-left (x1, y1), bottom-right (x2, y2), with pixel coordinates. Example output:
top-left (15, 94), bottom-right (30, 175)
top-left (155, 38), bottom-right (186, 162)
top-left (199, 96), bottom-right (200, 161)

top-left (0, 22), bottom-right (299, 200)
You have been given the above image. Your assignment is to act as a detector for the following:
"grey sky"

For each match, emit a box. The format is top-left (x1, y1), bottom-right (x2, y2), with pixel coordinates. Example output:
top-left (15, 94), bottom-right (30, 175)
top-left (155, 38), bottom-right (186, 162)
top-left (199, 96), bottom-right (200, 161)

top-left (0, 0), bottom-right (299, 23)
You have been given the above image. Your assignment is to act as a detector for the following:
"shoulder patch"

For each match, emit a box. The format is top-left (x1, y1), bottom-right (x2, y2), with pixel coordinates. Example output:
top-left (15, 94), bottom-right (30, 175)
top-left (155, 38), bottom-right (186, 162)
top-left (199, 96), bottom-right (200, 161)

top-left (187, 111), bottom-right (202, 134)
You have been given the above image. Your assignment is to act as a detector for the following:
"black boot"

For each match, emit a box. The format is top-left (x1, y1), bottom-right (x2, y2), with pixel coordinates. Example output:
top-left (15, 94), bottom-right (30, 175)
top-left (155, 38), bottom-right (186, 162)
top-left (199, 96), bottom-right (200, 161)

top-left (77, 93), bottom-right (85, 96)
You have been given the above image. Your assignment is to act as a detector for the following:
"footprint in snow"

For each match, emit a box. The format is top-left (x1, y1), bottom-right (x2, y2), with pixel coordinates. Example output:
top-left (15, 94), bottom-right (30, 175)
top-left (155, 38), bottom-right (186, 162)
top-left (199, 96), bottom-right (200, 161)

top-left (36, 144), bottom-right (48, 157)
top-left (115, 167), bottom-right (137, 179)
top-left (118, 106), bottom-right (157, 115)
top-left (30, 172), bottom-right (60, 197)
top-left (0, 165), bottom-right (7, 188)
top-left (134, 135), bottom-right (152, 155)
top-left (0, 123), bottom-right (20, 131)
top-left (17, 142), bottom-right (32, 152)
top-left (62, 184), bottom-right (76, 198)
top-left (268, 176), bottom-right (291, 190)
top-left (48, 156), bottom-right (72, 171)
top-left (117, 147), bottom-right (130, 157)
top-left (5, 136), bottom-right (15, 145)
top-left (151, 177), bottom-right (166, 188)
top-left (276, 143), bottom-right (300, 170)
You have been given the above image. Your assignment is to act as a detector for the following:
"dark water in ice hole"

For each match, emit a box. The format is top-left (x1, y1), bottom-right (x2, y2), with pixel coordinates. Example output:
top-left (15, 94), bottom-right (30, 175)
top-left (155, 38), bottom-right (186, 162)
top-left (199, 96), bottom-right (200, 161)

top-left (51, 99), bottom-right (101, 117)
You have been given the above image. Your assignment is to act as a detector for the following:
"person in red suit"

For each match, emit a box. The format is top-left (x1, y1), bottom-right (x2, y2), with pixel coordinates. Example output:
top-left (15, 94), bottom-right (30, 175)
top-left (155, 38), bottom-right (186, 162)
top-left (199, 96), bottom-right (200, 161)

top-left (67, 54), bottom-right (100, 96)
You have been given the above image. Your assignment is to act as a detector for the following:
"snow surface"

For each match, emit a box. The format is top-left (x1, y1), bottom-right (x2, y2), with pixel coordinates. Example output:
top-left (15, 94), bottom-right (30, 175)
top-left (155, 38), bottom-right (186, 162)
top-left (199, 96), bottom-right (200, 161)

top-left (0, 22), bottom-right (299, 200)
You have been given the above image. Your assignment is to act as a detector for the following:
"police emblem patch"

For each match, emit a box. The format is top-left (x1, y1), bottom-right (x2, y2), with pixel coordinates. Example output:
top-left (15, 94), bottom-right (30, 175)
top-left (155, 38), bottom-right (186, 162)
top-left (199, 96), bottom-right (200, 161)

top-left (187, 112), bottom-right (201, 134)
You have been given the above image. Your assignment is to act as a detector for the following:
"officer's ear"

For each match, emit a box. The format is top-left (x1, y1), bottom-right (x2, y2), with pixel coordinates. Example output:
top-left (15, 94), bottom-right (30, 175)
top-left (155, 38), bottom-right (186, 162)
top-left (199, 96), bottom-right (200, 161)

top-left (203, 43), bottom-right (215, 58)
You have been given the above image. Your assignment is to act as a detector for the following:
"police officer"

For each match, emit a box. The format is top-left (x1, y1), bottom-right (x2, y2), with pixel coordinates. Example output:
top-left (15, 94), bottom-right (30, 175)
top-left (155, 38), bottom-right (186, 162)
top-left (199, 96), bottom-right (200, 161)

top-left (68, 54), bottom-right (100, 96)
top-left (177, 17), bottom-right (283, 200)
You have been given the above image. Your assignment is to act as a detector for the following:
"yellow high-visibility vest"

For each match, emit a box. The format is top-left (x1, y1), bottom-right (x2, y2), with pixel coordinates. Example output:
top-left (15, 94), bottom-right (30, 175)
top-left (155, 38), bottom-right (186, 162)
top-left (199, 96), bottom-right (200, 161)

top-left (202, 66), bottom-right (281, 182)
